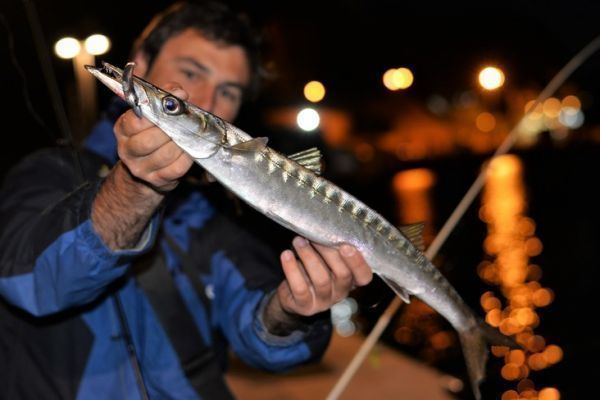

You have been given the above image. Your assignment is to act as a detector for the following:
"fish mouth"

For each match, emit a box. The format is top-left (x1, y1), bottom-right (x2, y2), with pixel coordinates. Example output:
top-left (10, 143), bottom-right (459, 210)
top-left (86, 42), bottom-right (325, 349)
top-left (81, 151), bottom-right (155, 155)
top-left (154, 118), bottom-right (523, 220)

top-left (85, 61), bottom-right (126, 99)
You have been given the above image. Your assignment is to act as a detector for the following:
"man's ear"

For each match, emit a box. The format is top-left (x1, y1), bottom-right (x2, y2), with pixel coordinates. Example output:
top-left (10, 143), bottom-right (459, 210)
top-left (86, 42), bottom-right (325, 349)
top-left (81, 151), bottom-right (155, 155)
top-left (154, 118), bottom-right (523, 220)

top-left (131, 52), bottom-right (149, 77)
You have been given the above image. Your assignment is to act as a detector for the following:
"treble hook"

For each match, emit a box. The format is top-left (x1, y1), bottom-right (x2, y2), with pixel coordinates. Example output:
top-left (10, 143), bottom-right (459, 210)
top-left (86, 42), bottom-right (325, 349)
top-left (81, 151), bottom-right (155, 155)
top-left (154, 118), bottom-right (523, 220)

top-left (122, 62), bottom-right (142, 118)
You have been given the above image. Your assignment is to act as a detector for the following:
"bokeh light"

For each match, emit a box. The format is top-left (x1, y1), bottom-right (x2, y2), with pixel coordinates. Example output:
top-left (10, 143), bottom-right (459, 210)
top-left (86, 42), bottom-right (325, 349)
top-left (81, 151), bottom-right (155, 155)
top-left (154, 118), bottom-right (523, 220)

top-left (383, 67), bottom-right (414, 90)
top-left (303, 80), bottom-right (326, 103)
top-left (296, 108), bottom-right (320, 131)
top-left (54, 37), bottom-right (81, 59)
top-left (478, 66), bottom-right (505, 90)
top-left (84, 34), bottom-right (111, 56)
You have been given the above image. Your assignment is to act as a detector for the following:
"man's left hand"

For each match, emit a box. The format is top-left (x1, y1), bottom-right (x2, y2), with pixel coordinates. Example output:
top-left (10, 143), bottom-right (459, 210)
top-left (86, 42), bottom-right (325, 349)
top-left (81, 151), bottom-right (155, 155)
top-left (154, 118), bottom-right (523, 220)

top-left (275, 236), bottom-right (372, 317)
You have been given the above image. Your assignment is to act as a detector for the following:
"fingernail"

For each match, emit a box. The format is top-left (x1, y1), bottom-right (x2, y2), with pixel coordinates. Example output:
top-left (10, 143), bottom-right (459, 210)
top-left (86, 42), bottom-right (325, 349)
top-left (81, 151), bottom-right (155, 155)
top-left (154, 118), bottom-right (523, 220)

top-left (341, 245), bottom-right (356, 257)
top-left (281, 250), bottom-right (294, 261)
top-left (293, 236), bottom-right (308, 248)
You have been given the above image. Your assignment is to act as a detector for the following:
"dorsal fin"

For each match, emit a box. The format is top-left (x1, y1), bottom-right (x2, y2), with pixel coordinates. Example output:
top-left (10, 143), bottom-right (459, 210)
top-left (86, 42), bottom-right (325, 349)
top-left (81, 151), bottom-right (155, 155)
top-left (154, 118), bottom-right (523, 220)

top-left (229, 137), bottom-right (269, 152)
top-left (380, 275), bottom-right (411, 303)
top-left (399, 222), bottom-right (426, 252)
top-left (288, 147), bottom-right (322, 175)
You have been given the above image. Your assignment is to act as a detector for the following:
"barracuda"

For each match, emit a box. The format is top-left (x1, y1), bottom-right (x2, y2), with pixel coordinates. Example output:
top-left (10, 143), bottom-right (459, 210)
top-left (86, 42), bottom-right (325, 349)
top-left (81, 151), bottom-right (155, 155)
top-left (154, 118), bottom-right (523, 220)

top-left (86, 61), bottom-right (515, 399)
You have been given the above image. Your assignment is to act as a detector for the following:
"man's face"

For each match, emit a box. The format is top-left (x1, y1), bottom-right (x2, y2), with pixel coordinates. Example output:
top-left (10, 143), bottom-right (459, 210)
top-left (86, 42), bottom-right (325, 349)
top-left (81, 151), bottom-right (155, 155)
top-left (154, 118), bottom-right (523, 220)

top-left (138, 28), bottom-right (251, 122)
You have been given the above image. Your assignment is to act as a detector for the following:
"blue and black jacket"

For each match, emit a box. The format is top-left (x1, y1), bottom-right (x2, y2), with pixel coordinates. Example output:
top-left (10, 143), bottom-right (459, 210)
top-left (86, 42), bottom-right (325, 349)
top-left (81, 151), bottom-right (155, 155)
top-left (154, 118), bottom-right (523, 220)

top-left (0, 100), bottom-right (332, 399)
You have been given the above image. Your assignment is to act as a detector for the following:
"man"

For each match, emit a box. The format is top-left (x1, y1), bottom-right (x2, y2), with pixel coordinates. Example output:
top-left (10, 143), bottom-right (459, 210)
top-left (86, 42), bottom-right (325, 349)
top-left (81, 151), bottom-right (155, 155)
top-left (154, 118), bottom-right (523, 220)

top-left (0, 1), bottom-right (372, 399)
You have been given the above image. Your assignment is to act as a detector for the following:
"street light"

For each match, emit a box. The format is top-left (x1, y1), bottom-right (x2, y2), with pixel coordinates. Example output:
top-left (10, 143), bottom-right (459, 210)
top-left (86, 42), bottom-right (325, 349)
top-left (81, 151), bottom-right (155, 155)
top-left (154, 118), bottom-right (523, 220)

top-left (383, 67), bottom-right (414, 91)
top-left (54, 34), bottom-right (111, 141)
top-left (478, 66), bottom-right (505, 91)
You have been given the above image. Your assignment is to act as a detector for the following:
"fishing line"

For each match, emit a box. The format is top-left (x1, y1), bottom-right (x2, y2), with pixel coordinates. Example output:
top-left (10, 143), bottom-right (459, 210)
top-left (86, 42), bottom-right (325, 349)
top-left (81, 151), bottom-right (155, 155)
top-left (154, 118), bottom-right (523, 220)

top-left (327, 33), bottom-right (600, 400)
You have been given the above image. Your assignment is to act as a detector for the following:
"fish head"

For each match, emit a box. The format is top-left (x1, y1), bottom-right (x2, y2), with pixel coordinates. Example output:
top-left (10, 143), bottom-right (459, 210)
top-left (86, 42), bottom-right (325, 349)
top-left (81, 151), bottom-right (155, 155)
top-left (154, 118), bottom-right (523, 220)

top-left (86, 61), bottom-right (226, 159)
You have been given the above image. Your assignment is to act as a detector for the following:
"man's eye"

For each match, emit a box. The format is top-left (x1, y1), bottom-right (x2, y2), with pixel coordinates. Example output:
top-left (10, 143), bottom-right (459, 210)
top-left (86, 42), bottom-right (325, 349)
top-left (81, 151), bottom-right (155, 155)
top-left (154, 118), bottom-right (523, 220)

top-left (181, 69), bottom-right (198, 80)
top-left (220, 88), bottom-right (241, 103)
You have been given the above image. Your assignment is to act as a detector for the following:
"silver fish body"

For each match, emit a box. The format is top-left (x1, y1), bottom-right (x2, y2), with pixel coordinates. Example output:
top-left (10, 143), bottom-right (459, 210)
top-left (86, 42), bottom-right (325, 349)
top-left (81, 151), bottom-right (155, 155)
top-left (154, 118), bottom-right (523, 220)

top-left (200, 138), bottom-right (474, 328)
top-left (87, 62), bottom-right (515, 399)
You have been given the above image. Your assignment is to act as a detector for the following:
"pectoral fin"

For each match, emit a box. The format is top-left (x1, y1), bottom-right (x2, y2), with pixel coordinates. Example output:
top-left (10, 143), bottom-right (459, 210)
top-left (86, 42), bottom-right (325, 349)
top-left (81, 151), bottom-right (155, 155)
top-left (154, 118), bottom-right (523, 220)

top-left (380, 275), bottom-right (411, 303)
top-left (399, 222), bottom-right (426, 252)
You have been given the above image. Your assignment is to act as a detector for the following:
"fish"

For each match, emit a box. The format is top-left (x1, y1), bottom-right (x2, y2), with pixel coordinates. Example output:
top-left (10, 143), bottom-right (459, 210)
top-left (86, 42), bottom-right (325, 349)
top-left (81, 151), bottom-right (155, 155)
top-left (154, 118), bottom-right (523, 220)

top-left (86, 61), bottom-right (516, 399)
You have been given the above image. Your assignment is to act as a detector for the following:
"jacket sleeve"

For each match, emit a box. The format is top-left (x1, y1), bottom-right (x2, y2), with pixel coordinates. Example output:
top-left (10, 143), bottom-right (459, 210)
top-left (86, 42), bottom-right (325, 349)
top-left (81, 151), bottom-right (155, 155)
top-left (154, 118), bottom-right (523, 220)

top-left (199, 213), bottom-right (332, 371)
top-left (0, 149), bottom-right (158, 316)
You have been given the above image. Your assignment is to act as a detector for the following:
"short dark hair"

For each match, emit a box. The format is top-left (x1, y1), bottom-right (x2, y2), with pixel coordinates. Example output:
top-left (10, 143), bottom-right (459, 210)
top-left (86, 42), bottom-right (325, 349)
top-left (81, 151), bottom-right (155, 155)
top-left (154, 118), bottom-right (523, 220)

top-left (133, 0), bottom-right (265, 101)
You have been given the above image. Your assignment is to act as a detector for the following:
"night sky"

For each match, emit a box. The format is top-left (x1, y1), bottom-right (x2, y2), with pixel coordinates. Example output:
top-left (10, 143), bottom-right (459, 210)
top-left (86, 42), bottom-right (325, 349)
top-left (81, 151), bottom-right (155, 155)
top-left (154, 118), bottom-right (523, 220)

top-left (1, 1), bottom-right (600, 399)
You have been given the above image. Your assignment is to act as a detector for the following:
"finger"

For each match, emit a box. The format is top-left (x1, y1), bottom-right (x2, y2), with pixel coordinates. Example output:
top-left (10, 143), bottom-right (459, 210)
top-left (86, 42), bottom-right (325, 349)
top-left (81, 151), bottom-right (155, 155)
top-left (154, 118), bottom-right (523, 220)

top-left (276, 280), bottom-right (295, 312)
top-left (115, 110), bottom-right (155, 138)
top-left (312, 243), bottom-right (353, 298)
top-left (121, 140), bottom-right (184, 180)
top-left (280, 249), bottom-right (312, 306)
top-left (292, 237), bottom-right (332, 301)
top-left (339, 244), bottom-right (373, 286)
top-left (144, 151), bottom-right (193, 189)
top-left (140, 141), bottom-right (187, 172)
top-left (126, 127), bottom-right (172, 157)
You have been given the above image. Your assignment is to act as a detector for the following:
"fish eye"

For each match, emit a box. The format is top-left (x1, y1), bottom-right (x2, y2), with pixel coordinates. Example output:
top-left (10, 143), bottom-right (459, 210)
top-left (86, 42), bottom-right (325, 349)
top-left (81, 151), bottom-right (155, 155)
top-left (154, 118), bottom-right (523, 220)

top-left (162, 95), bottom-right (184, 115)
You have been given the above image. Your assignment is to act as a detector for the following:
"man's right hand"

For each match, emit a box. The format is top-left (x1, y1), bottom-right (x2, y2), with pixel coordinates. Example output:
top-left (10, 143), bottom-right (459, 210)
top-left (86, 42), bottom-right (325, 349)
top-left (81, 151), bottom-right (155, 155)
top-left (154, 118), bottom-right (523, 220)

top-left (91, 84), bottom-right (194, 250)
top-left (114, 84), bottom-right (194, 192)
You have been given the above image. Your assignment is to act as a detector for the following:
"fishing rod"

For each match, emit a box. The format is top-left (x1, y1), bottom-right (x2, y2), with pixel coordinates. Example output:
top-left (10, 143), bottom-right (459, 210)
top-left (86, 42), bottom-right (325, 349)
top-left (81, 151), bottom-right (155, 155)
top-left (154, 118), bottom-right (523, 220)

top-left (20, 1), bottom-right (149, 399)
top-left (21, 0), bottom-right (84, 182)
top-left (327, 33), bottom-right (600, 400)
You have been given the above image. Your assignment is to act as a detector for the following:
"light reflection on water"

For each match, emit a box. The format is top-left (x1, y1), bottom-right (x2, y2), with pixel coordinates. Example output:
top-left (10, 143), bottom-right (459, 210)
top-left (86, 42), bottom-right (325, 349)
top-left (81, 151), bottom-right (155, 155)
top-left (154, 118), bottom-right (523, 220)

top-left (481, 154), bottom-right (561, 398)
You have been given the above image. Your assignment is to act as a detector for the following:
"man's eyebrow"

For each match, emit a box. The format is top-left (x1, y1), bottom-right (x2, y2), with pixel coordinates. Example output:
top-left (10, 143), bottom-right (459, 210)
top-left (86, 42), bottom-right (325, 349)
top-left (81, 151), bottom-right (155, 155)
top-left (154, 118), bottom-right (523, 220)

top-left (176, 56), bottom-right (210, 73)
top-left (176, 56), bottom-right (247, 91)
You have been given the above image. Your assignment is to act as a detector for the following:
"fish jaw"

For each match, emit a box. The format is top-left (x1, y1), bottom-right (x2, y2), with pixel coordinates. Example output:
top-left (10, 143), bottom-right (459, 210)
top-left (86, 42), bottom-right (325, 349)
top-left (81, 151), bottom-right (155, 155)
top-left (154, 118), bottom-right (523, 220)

top-left (86, 62), bottom-right (226, 159)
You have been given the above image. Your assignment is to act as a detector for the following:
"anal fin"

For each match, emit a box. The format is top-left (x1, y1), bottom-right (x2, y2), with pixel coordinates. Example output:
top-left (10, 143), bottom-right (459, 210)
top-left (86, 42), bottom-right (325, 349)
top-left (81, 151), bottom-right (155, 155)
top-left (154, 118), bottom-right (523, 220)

top-left (380, 275), bottom-right (411, 303)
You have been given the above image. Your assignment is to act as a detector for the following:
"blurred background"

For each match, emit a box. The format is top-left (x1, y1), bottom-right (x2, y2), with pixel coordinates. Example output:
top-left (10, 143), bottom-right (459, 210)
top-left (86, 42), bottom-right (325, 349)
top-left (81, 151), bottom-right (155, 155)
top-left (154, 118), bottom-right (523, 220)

top-left (1, 0), bottom-right (599, 399)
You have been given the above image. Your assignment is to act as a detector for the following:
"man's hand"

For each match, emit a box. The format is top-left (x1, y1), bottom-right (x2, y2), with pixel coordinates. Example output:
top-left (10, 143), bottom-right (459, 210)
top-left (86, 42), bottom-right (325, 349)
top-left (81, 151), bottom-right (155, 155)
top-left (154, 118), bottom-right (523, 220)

top-left (92, 84), bottom-right (194, 250)
top-left (262, 236), bottom-right (372, 335)
top-left (114, 83), bottom-right (194, 192)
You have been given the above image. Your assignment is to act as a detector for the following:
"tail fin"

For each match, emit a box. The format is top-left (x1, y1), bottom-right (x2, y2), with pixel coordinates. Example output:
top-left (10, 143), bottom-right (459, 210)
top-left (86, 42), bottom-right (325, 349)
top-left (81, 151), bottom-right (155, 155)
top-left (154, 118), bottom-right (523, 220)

top-left (458, 320), bottom-right (519, 400)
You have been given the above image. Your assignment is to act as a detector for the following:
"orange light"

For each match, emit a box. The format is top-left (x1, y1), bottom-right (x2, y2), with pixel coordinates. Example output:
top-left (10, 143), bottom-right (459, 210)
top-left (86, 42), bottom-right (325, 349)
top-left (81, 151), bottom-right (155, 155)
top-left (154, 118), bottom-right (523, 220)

top-left (525, 237), bottom-right (543, 256)
top-left (430, 331), bottom-right (453, 350)
top-left (505, 349), bottom-right (526, 365)
top-left (500, 317), bottom-right (521, 335)
top-left (527, 264), bottom-right (543, 281)
top-left (303, 80), bottom-right (326, 103)
top-left (501, 363), bottom-right (521, 380)
top-left (542, 97), bottom-right (561, 118)
top-left (519, 389), bottom-right (537, 398)
top-left (539, 387), bottom-right (560, 400)
top-left (532, 288), bottom-right (553, 307)
top-left (501, 390), bottom-right (519, 400)
top-left (392, 168), bottom-right (435, 191)
top-left (561, 95), bottom-right (581, 110)
top-left (542, 345), bottom-right (563, 364)
top-left (481, 295), bottom-right (502, 311)
top-left (476, 112), bottom-right (496, 132)
top-left (524, 100), bottom-right (544, 118)
top-left (486, 309), bottom-right (503, 327)
top-left (492, 345), bottom-right (510, 357)
top-left (517, 378), bottom-right (535, 392)
top-left (527, 353), bottom-right (549, 370)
